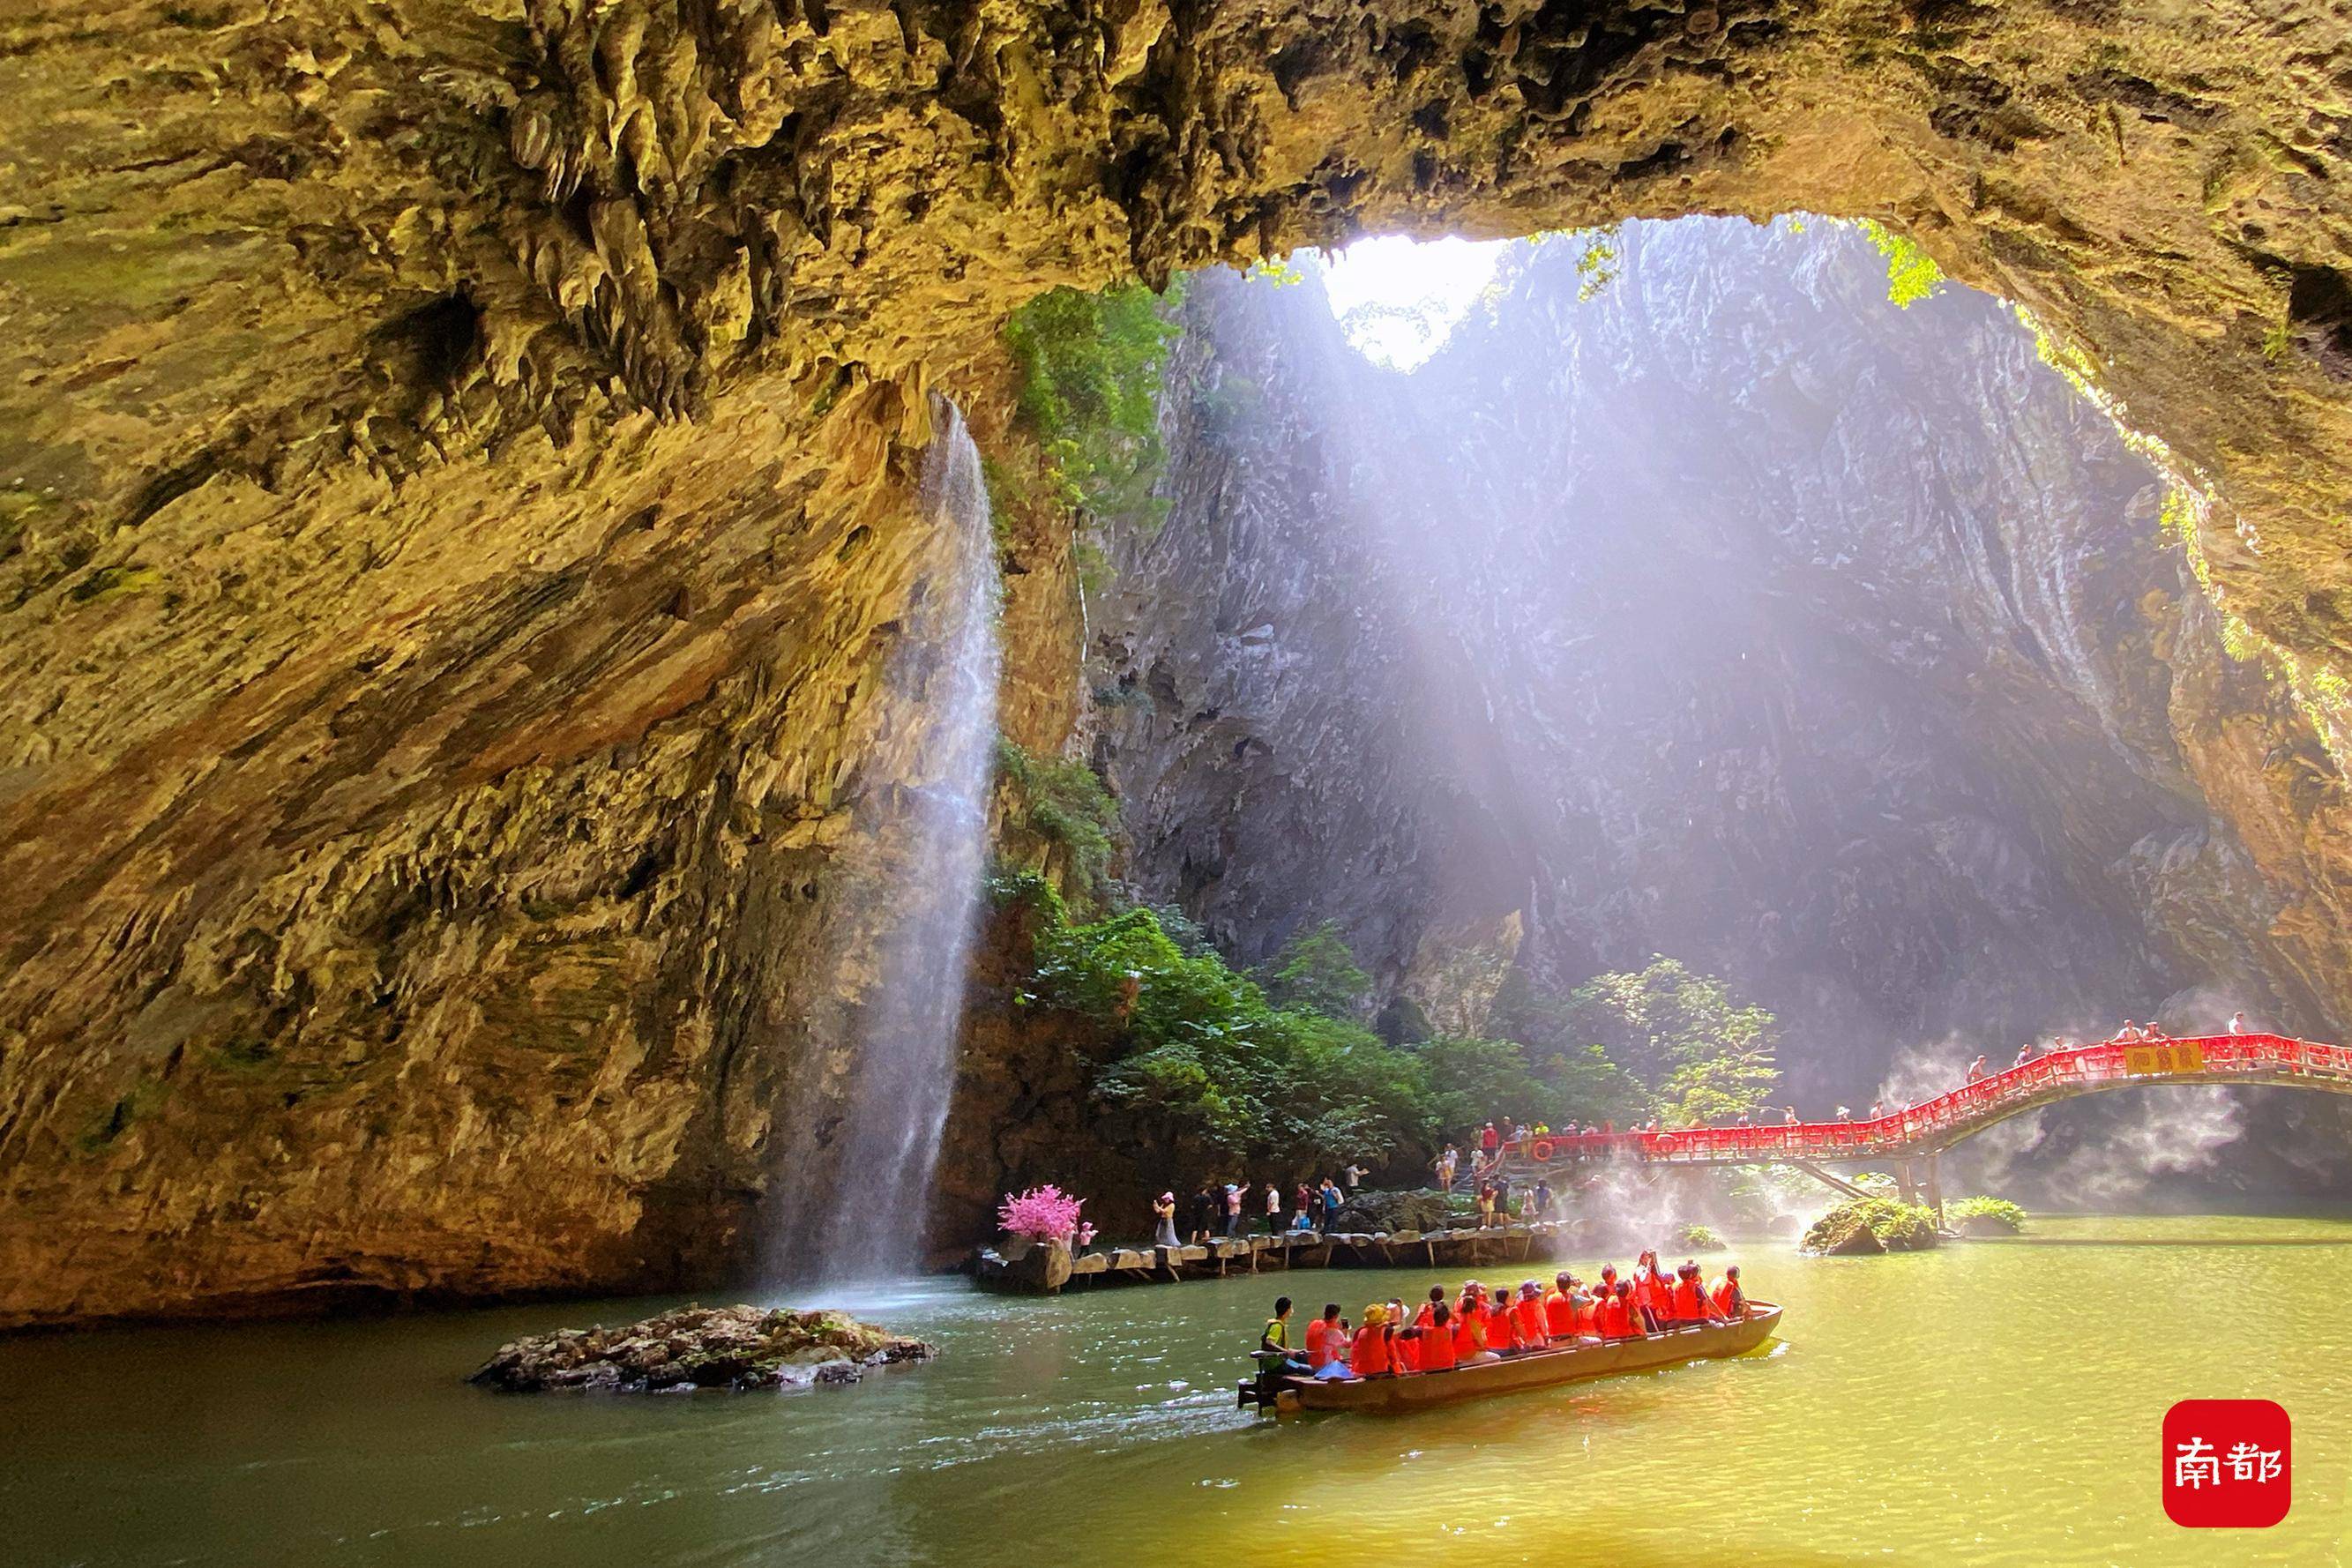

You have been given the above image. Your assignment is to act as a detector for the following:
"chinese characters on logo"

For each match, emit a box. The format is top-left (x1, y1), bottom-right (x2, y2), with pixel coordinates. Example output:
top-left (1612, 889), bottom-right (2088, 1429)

top-left (2163, 1400), bottom-right (2291, 1528)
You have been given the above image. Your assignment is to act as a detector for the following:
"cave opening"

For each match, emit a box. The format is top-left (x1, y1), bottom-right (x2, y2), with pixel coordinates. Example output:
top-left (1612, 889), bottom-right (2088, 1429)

top-left (1077, 213), bottom-right (2342, 1208)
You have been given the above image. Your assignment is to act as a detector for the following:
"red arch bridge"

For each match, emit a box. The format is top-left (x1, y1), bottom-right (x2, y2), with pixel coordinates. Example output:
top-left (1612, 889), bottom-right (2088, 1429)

top-left (1491, 1033), bottom-right (2352, 1224)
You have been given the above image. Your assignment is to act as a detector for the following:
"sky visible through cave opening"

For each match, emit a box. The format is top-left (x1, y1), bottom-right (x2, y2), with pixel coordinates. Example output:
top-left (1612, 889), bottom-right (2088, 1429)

top-left (1320, 233), bottom-right (1507, 369)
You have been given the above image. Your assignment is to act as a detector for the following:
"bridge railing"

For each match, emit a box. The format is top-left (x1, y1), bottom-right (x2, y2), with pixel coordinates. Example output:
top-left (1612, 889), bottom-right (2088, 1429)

top-left (1487, 1033), bottom-right (2341, 1169)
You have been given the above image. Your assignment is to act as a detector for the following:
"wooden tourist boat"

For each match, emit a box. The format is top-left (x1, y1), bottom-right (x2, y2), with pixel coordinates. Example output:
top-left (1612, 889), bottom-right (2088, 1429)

top-left (1238, 1303), bottom-right (1782, 1414)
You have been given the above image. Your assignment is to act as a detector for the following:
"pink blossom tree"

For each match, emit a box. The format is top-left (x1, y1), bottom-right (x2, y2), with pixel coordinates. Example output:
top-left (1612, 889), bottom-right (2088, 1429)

top-left (998, 1184), bottom-right (1085, 1244)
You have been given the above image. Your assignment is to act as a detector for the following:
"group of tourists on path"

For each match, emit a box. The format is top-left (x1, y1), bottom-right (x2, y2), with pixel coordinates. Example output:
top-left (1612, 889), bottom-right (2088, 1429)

top-left (1155, 1167), bottom-right (1370, 1248)
top-left (1254, 1250), bottom-right (1749, 1383)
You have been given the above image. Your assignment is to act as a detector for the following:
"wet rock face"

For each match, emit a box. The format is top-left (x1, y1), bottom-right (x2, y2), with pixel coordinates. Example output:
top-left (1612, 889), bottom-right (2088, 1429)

top-left (2, 2), bottom-right (2350, 1323)
top-left (1096, 224), bottom-right (2352, 1118)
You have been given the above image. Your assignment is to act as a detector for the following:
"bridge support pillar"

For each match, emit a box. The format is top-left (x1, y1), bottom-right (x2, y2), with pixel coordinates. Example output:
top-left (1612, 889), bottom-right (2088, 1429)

top-left (1896, 1160), bottom-right (1921, 1206)
top-left (1927, 1153), bottom-right (1945, 1229)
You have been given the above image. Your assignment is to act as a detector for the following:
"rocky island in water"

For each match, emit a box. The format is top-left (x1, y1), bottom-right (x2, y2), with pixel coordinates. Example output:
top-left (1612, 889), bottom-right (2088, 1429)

top-left (469, 1305), bottom-right (936, 1393)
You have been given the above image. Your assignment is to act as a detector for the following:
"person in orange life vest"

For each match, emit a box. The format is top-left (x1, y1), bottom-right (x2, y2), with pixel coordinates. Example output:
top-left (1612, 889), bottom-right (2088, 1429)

top-left (1455, 1280), bottom-right (1484, 1325)
top-left (1543, 1272), bottom-right (1577, 1339)
top-left (1671, 1262), bottom-right (1719, 1325)
top-left (1349, 1304), bottom-right (1393, 1378)
top-left (1512, 1281), bottom-right (1551, 1349)
top-left (1657, 1261), bottom-right (1691, 1326)
top-left (1459, 1304), bottom-right (1502, 1365)
top-left (1617, 1279), bottom-right (1647, 1337)
top-left (1452, 1288), bottom-right (1483, 1359)
top-left (1708, 1265), bottom-right (1747, 1321)
top-left (1415, 1285), bottom-right (1445, 1335)
top-left (1420, 1303), bottom-right (1460, 1371)
top-left (1482, 1283), bottom-right (1521, 1353)
top-left (1304, 1303), bottom-right (1346, 1370)
top-left (1386, 1299), bottom-right (1419, 1372)
top-left (1573, 1279), bottom-right (1603, 1336)
top-left (1637, 1251), bottom-right (1673, 1333)
top-left (1595, 1281), bottom-right (1629, 1339)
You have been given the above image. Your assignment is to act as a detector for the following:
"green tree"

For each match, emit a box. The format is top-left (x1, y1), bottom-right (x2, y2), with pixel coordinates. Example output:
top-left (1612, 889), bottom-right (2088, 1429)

top-left (1260, 920), bottom-right (1372, 1019)
top-left (1557, 956), bottom-right (1781, 1126)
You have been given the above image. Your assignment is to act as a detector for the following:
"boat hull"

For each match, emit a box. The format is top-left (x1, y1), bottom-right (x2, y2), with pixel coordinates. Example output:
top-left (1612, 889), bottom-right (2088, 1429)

top-left (1256, 1303), bottom-right (1781, 1413)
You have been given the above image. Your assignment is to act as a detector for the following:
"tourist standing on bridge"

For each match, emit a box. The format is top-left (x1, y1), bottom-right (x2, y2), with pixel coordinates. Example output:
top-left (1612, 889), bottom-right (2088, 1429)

top-left (1967, 1056), bottom-right (1987, 1083)
top-left (1437, 1145), bottom-right (1459, 1190)
top-left (1533, 1177), bottom-right (1553, 1218)
top-left (1153, 1192), bottom-right (1179, 1250)
top-left (1223, 1182), bottom-right (1244, 1238)
top-left (1320, 1177), bottom-right (1344, 1229)
top-left (1480, 1121), bottom-right (1500, 1156)
top-left (1263, 1182), bottom-right (1282, 1234)
top-left (2229, 1011), bottom-right (2249, 1035)
top-left (2015, 1043), bottom-right (2035, 1068)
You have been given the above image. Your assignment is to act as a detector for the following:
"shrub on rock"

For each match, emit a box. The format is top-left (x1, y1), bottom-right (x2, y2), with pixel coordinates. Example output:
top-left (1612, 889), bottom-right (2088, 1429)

top-left (1800, 1198), bottom-right (1940, 1256)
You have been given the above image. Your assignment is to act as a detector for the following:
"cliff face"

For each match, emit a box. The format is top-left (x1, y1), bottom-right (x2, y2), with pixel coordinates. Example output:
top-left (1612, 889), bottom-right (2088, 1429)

top-left (4, 0), bottom-right (2352, 1323)
top-left (1096, 222), bottom-right (2352, 1122)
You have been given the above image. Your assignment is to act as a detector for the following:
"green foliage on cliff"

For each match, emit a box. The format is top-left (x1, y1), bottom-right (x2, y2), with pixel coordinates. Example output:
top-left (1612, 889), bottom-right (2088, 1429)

top-left (996, 872), bottom-right (1427, 1167)
top-left (1004, 281), bottom-right (1182, 533)
top-left (993, 874), bottom-right (1782, 1169)
top-left (1859, 220), bottom-right (1945, 309)
top-left (995, 737), bottom-right (1119, 907)
top-left (1259, 920), bottom-right (1372, 1018)
top-left (1530, 956), bottom-right (1782, 1127)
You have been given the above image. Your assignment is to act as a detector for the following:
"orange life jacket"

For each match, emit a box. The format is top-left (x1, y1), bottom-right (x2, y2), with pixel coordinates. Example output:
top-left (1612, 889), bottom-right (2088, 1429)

top-left (1574, 1295), bottom-right (1601, 1335)
top-left (1709, 1278), bottom-right (1744, 1318)
top-left (1351, 1324), bottom-right (1390, 1378)
top-left (1305, 1318), bottom-right (1333, 1364)
top-left (1414, 1302), bottom-right (1437, 1333)
top-left (1543, 1290), bottom-right (1575, 1338)
top-left (1599, 1296), bottom-right (1629, 1338)
top-left (1484, 1300), bottom-right (1518, 1350)
top-left (1393, 1325), bottom-right (1419, 1372)
top-left (1672, 1279), bottom-right (1706, 1321)
top-left (1421, 1321), bottom-right (1458, 1371)
top-left (1513, 1296), bottom-right (1549, 1348)
top-left (1453, 1310), bottom-right (1480, 1356)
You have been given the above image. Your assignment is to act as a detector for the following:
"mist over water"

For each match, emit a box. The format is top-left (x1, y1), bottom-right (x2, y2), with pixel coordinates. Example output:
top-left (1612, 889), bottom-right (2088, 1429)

top-left (799, 400), bottom-right (1002, 1282)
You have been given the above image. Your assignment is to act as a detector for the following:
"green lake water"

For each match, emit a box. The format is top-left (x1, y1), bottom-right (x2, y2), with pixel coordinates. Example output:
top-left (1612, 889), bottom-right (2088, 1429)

top-left (4, 1214), bottom-right (2346, 1567)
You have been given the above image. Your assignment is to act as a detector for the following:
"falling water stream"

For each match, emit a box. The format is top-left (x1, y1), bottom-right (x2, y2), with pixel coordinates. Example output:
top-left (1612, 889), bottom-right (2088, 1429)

top-left (801, 398), bottom-right (1001, 1281)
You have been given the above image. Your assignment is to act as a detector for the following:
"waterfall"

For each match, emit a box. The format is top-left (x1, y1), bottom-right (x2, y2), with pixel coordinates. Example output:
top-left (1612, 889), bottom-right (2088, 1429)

top-left (801, 397), bottom-right (1002, 1281)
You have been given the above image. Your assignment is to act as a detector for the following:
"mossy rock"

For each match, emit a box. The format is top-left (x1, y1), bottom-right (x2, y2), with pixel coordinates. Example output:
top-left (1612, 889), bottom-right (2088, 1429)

top-left (1946, 1196), bottom-right (2027, 1236)
top-left (1800, 1198), bottom-right (1941, 1256)
top-left (1680, 1223), bottom-right (1726, 1252)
